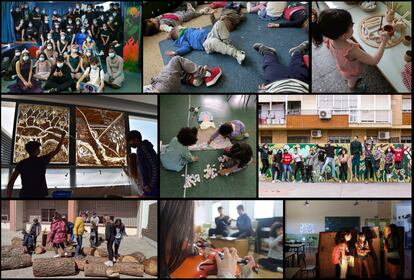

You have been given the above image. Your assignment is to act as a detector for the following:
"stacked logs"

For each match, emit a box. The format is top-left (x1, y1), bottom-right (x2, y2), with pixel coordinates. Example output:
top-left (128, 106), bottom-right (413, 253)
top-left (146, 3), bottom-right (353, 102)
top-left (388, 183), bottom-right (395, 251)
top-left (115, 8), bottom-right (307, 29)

top-left (1, 245), bottom-right (32, 270)
top-left (32, 258), bottom-right (77, 277)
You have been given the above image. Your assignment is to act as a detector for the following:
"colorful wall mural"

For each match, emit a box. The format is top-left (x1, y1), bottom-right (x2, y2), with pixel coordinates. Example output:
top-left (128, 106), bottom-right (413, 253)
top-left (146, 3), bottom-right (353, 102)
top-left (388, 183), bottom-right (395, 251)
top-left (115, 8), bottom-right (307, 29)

top-left (123, 4), bottom-right (140, 73)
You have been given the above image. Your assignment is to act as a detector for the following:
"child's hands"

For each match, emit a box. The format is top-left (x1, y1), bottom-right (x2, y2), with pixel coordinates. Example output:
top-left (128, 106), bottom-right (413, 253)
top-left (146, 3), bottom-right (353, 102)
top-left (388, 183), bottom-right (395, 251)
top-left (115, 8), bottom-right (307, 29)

top-left (165, 50), bottom-right (176, 56)
top-left (379, 32), bottom-right (390, 43)
top-left (267, 23), bottom-right (279, 28)
top-left (215, 247), bottom-right (238, 278)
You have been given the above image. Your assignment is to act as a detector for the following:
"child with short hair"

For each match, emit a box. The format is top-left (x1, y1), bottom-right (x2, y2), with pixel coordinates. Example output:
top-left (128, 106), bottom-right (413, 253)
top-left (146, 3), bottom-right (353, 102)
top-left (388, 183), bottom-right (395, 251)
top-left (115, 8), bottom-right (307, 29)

top-left (384, 147), bottom-right (394, 182)
top-left (312, 9), bottom-right (389, 91)
top-left (208, 120), bottom-right (248, 145)
top-left (161, 127), bottom-right (200, 172)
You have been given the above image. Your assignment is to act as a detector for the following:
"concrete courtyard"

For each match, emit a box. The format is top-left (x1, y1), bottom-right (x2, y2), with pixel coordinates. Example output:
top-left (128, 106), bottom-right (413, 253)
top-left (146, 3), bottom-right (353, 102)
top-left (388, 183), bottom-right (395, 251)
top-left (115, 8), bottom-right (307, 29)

top-left (1, 229), bottom-right (157, 278)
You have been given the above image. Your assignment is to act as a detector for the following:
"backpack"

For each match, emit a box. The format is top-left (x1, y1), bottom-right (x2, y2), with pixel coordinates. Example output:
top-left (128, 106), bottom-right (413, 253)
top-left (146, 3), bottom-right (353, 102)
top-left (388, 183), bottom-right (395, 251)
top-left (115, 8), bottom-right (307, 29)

top-left (332, 244), bottom-right (342, 264)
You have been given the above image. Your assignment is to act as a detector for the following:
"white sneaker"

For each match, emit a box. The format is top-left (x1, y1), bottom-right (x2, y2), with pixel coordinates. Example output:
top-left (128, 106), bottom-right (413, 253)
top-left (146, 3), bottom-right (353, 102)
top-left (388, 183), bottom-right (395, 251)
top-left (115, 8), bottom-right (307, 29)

top-left (113, 257), bottom-right (116, 262)
top-left (235, 50), bottom-right (245, 65)
top-left (64, 252), bottom-right (68, 257)
top-left (339, 180), bottom-right (342, 183)
top-left (272, 180), bottom-right (275, 183)
top-left (104, 260), bottom-right (114, 267)
top-left (298, 180), bottom-right (302, 183)
top-left (345, 180), bottom-right (348, 183)
top-left (54, 254), bottom-right (60, 258)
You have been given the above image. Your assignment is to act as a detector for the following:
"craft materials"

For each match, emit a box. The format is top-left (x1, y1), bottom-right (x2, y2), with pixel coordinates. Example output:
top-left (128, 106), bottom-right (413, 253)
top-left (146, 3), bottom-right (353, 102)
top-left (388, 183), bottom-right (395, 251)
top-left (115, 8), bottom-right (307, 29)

top-left (182, 173), bottom-right (201, 189)
top-left (359, 15), bottom-right (405, 48)
top-left (204, 164), bottom-right (218, 179)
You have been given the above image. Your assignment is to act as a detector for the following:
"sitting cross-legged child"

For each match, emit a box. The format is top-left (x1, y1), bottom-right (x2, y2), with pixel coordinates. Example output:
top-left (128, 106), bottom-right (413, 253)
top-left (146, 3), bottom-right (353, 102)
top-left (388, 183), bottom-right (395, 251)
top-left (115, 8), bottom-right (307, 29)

top-left (219, 142), bottom-right (253, 176)
top-left (144, 56), bottom-right (222, 93)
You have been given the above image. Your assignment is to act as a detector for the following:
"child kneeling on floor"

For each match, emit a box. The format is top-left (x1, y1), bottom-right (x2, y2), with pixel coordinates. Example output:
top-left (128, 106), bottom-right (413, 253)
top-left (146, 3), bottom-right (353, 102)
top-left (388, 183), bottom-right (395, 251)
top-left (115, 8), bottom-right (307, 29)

top-left (144, 56), bottom-right (222, 93)
top-left (312, 9), bottom-right (389, 92)
top-left (165, 20), bottom-right (246, 65)
top-left (161, 127), bottom-right (200, 172)
top-left (208, 120), bottom-right (249, 145)
top-left (219, 143), bottom-right (253, 176)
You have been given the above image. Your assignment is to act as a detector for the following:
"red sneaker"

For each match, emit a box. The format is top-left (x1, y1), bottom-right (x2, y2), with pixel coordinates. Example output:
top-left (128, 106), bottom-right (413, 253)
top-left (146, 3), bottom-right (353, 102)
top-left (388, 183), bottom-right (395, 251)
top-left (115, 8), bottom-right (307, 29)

top-left (204, 67), bottom-right (222, 87)
top-left (186, 75), bottom-right (203, 87)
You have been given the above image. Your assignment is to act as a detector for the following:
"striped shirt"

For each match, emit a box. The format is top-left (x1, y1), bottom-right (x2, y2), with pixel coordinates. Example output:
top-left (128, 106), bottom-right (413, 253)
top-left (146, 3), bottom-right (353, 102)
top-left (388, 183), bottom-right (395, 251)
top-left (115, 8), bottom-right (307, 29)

top-left (259, 79), bottom-right (309, 93)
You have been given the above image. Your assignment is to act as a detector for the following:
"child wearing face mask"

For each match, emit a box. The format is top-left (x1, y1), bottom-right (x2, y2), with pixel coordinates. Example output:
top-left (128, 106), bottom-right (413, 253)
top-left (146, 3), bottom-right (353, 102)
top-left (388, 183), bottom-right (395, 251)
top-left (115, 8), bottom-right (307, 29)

top-left (57, 32), bottom-right (69, 55)
top-left (384, 148), bottom-right (394, 182)
top-left (4, 49), bottom-right (22, 81)
top-left (44, 55), bottom-right (75, 93)
top-left (32, 7), bottom-right (42, 30)
top-left (14, 18), bottom-right (25, 41)
top-left (52, 22), bottom-right (62, 42)
top-left (76, 56), bottom-right (105, 93)
top-left (104, 47), bottom-right (124, 89)
top-left (39, 18), bottom-right (51, 45)
top-left (82, 35), bottom-right (97, 56)
top-left (43, 41), bottom-right (58, 65)
top-left (66, 44), bottom-right (82, 79)
top-left (75, 26), bottom-right (88, 50)
top-left (312, 9), bottom-right (389, 92)
top-left (100, 23), bottom-right (111, 55)
top-left (24, 21), bottom-right (38, 41)
top-left (33, 52), bottom-right (52, 81)
top-left (80, 49), bottom-right (94, 73)
top-left (338, 148), bottom-right (349, 183)
top-left (8, 50), bottom-right (43, 93)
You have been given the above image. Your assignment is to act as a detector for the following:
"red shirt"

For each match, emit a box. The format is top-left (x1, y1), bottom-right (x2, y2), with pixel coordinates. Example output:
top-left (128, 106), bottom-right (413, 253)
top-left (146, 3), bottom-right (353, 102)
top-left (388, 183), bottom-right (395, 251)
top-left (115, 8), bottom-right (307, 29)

top-left (161, 13), bottom-right (180, 22)
top-left (390, 146), bottom-right (409, 162)
top-left (282, 153), bottom-right (293, 164)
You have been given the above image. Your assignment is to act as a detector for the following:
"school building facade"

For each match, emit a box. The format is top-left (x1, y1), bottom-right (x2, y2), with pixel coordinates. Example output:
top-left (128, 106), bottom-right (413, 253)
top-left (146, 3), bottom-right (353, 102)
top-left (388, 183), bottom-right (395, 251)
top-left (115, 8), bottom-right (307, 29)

top-left (258, 95), bottom-right (412, 144)
top-left (1, 200), bottom-right (157, 241)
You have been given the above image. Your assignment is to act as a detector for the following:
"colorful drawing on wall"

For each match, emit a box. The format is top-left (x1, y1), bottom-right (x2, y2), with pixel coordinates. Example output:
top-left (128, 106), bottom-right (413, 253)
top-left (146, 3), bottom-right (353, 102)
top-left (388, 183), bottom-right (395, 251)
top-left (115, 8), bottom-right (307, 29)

top-left (13, 103), bottom-right (69, 164)
top-left (123, 4), bottom-right (140, 72)
top-left (76, 106), bottom-right (126, 167)
top-left (259, 143), bottom-right (412, 182)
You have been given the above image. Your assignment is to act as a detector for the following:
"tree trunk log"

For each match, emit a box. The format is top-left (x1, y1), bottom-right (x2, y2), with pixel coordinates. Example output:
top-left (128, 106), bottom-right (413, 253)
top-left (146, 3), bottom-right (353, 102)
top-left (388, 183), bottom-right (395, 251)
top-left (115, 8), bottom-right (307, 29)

top-left (34, 246), bottom-right (46, 254)
top-left (114, 262), bottom-right (144, 277)
top-left (32, 258), bottom-right (76, 277)
top-left (1, 245), bottom-right (28, 257)
top-left (1, 254), bottom-right (32, 270)
top-left (11, 237), bottom-right (23, 246)
top-left (84, 263), bottom-right (120, 278)
top-left (128, 251), bottom-right (145, 263)
top-left (85, 255), bottom-right (108, 264)
top-left (144, 256), bottom-right (158, 276)
top-left (74, 258), bottom-right (88, 271)
top-left (119, 255), bottom-right (138, 263)
top-left (93, 246), bottom-right (108, 257)
top-left (81, 246), bottom-right (96, 256)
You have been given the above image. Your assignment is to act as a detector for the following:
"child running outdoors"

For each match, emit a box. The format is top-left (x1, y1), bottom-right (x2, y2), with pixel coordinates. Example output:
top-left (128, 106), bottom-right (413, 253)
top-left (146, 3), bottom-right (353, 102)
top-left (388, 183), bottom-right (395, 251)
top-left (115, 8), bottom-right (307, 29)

top-left (312, 9), bottom-right (389, 91)
top-left (165, 20), bottom-right (246, 65)
top-left (161, 127), bottom-right (199, 172)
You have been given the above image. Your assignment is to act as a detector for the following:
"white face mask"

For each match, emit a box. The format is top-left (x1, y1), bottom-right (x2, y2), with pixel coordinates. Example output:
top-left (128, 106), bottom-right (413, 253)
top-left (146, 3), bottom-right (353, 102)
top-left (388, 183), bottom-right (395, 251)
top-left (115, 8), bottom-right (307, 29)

top-left (39, 57), bottom-right (45, 62)
top-left (28, 23), bottom-right (33, 27)
top-left (109, 52), bottom-right (115, 58)
top-left (45, 20), bottom-right (49, 23)
top-left (23, 56), bottom-right (29, 61)
top-left (47, 45), bottom-right (52, 50)
top-left (86, 52), bottom-right (91, 57)
top-left (91, 65), bottom-right (97, 70)
top-left (16, 52), bottom-right (21, 56)
top-left (57, 62), bottom-right (64, 68)
top-left (68, 20), bottom-right (72, 24)
top-left (86, 38), bottom-right (91, 42)
top-left (53, 11), bottom-right (57, 15)
top-left (61, 36), bottom-right (65, 40)
top-left (67, 28), bottom-right (71, 32)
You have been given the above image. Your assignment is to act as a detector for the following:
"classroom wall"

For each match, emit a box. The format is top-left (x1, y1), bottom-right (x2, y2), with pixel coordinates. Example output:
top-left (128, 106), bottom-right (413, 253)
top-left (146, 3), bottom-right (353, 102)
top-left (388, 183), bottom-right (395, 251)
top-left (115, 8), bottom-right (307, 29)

top-left (285, 200), bottom-right (393, 234)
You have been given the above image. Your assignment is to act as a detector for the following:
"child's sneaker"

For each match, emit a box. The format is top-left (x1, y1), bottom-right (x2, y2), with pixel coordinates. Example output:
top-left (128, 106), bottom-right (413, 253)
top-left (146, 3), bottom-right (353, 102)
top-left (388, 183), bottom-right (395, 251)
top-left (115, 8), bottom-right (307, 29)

top-left (253, 43), bottom-right (276, 56)
top-left (54, 254), bottom-right (60, 258)
top-left (272, 180), bottom-right (275, 183)
top-left (204, 67), bottom-right (222, 86)
top-left (235, 50), bottom-right (246, 65)
top-left (186, 75), bottom-right (203, 87)
top-left (289, 41), bottom-right (309, 56)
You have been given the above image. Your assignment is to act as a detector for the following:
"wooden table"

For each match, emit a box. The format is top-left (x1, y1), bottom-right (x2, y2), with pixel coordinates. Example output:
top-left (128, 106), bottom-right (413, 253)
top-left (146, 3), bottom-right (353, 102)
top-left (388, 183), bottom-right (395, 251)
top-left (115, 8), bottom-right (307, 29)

top-left (284, 252), bottom-right (295, 267)
top-left (285, 243), bottom-right (305, 265)
top-left (285, 267), bottom-right (301, 279)
top-left (209, 236), bottom-right (249, 257)
top-left (324, 1), bottom-right (412, 93)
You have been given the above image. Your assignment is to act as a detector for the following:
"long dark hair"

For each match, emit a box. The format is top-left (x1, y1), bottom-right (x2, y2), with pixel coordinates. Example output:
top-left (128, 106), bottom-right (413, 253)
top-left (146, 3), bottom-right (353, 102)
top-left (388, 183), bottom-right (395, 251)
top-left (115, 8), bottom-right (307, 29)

top-left (160, 200), bottom-right (195, 278)
top-left (335, 230), bottom-right (351, 245)
top-left (229, 143), bottom-right (253, 168)
top-left (312, 9), bottom-right (353, 47)
top-left (269, 222), bottom-right (283, 238)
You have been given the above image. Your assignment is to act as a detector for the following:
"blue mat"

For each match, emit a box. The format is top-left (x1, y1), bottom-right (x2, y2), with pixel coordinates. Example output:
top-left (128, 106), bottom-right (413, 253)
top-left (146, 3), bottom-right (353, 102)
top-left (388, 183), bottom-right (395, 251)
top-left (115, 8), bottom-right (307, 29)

top-left (159, 13), bottom-right (308, 93)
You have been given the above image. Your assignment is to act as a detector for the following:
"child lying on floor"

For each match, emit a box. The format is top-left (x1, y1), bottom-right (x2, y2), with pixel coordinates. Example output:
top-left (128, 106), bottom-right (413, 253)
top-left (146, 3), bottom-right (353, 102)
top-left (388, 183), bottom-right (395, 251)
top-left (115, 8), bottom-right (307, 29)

top-left (210, 7), bottom-right (246, 32)
top-left (208, 120), bottom-right (249, 145)
top-left (161, 127), bottom-right (200, 172)
top-left (143, 2), bottom-right (214, 36)
top-left (312, 9), bottom-right (389, 92)
top-left (247, 2), bottom-right (287, 21)
top-left (165, 20), bottom-right (246, 65)
top-left (144, 56), bottom-right (222, 93)
top-left (219, 143), bottom-right (253, 176)
top-left (253, 42), bottom-right (309, 93)
top-left (267, 2), bottom-right (309, 30)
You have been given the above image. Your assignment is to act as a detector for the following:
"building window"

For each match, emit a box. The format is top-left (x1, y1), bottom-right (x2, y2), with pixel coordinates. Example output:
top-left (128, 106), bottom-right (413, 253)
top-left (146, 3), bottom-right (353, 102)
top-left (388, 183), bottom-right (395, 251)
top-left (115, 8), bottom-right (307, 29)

top-left (229, 200), bottom-right (242, 220)
top-left (400, 136), bottom-right (411, 143)
top-left (98, 215), bottom-right (115, 224)
top-left (76, 169), bottom-right (130, 187)
top-left (1, 215), bottom-right (8, 223)
top-left (287, 136), bottom-right (310, 143)
top-left (402, 98), bottom-right (412, 112)
top-left (41, 209), bottom-right (56, 222)
top-left (129, 115), bottom-right (158, 153)
top-left (328, 136), bottom-right (352, 143)
top-left (260, 136), bottom-right (273, 144)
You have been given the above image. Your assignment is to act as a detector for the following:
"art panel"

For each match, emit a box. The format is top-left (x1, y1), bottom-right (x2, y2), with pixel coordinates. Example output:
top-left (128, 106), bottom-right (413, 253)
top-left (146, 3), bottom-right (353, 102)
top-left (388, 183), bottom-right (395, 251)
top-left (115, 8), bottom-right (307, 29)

top-left (13, 103), bottom-right (70, 164)
top-left (76, 106), bottom-right (127, 167)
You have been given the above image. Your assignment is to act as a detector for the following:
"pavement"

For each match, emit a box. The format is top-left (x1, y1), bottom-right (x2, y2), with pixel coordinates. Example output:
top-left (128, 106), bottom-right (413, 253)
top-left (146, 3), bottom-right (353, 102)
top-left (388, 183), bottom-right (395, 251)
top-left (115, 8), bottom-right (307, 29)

top-left (259, 179), bottom-right (412, 197)
top-left (1, 229), bottom-right (157, 278)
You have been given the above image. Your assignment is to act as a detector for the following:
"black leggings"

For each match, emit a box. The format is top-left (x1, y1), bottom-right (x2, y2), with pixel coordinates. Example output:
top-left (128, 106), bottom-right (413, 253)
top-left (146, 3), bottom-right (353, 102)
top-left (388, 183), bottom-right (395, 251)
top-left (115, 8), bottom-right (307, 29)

top-left (364, 159), bottom-right (373, 180)
top-left (258, 257), bottom-right (283, 272)
top-left (294, 161), bottom-right (304, 180)
top-left (261, 159), bottom-right (269, 175)
top-left (384, 163), bottom-right (393, 175)
top-left (339, 163), bottom-right (348, 181)
top-left (305, 165), bottom-right (313, 182)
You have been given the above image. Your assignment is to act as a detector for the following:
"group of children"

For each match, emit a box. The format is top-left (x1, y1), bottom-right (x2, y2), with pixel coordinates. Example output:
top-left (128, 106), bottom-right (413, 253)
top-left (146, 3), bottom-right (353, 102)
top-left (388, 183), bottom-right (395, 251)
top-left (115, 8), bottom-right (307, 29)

top-left (161, 120), bottom-right (253, 177)
top-left (260, 137), bottom-right (410, 184)
top-left (143, 1), bottom-right (310, 93)
top-left (4, 2), bottom-right (125, 93)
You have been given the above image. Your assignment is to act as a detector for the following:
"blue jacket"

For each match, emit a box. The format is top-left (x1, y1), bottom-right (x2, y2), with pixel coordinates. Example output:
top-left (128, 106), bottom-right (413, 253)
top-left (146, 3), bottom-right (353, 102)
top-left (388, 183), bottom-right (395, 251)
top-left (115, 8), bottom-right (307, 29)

top-left (173, 28), bottom-right (209, 56)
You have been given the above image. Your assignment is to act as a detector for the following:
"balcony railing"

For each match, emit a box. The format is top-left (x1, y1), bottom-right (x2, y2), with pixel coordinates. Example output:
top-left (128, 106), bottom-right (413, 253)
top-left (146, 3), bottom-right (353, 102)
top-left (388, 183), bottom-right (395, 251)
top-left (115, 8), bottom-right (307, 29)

top-left (258, 109), bottom-right (392, 124)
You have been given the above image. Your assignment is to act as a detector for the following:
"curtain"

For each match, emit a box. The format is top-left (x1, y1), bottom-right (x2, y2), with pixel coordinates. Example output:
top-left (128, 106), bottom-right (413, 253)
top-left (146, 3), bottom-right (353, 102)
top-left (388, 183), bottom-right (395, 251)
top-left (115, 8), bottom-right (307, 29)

top-left (2, 2), bottom-right (15, 43)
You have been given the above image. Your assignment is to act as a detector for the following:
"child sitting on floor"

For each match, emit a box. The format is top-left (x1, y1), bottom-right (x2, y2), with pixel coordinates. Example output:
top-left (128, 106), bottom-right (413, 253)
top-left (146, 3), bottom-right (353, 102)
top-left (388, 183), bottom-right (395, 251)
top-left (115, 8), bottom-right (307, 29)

top-left (161, 127), bottom-right (200, 172)
top-left (258, 222), bottom-right (283, 272)
top-left (258, 1), bottom-right (287, 21)
top-left (165, 20), bottom-right (246, 65)
top-left (208, 120), bottom-right (249, 145)
top-left (143, 2), bottom-right (213, 36)
top-left (268, 2), bottom-right (309, 30)
top-left (144, 56), bottom-right (222, 93)
top-left (219, 143), bottom-right (253, 176)
top-left (312, 9), bottom-right (389, 92)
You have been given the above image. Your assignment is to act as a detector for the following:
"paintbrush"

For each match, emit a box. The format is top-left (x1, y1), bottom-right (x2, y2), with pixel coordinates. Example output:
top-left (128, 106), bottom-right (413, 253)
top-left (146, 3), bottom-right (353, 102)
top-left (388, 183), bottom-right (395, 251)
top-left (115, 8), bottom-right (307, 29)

top-left (379, 15), bottom-right (384, 31)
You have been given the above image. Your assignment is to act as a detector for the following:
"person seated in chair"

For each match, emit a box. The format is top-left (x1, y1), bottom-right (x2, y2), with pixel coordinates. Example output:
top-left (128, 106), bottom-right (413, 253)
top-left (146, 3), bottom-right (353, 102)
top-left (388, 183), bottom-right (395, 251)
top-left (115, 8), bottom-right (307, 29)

top-left (230, 204), bottom-right (252, 239)
top-left (208, 206), bottom-right (231, 237)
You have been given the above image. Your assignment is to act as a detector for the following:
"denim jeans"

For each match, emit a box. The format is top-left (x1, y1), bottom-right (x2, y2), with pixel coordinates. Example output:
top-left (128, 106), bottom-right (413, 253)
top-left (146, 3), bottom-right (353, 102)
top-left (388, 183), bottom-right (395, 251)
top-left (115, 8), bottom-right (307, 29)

top-left (351, 154), bottom-right (360, 178)
top-left (321, 157), bottom-right (335, 177)
top-left (75, 235), bottom-right (82, 256)
top-left (282, 164), bottom-right (292, 181)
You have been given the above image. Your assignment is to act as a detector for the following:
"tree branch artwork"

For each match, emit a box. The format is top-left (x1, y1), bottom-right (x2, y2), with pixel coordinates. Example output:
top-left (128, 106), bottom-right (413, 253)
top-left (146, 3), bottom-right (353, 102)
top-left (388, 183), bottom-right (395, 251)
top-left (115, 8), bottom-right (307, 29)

top-left (13, 103), bottom-right (69, 163)
top-left (76, 106), bottom-right (126, 166)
